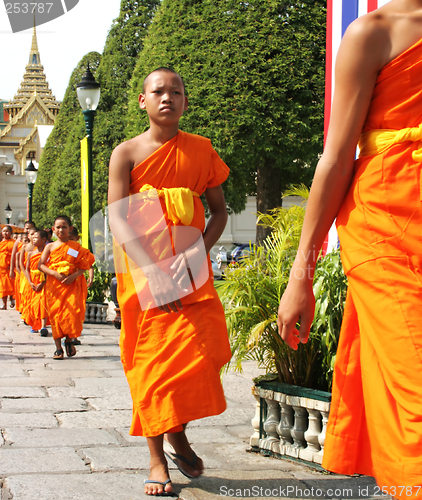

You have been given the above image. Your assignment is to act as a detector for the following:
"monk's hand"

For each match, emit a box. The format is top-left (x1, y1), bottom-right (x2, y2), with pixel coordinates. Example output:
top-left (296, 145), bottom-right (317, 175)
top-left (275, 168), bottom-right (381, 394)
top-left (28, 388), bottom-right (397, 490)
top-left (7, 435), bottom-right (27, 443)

top-left (35, 283), bottom-right (43, 292)
top-left (53, 271), bottom-right (67, 282)
top-left (277, 274), bottom-right (315, 351)
top-left (170, 241), bottom-right (206, 290)
top-left (30, 282), bottom-right (37, 291)
top-left (61, 273), bottom-right (78, 286)
top-left (9, 270), bottom-right (14, 279)
top-left (143, 264), bottom-right (184, 313)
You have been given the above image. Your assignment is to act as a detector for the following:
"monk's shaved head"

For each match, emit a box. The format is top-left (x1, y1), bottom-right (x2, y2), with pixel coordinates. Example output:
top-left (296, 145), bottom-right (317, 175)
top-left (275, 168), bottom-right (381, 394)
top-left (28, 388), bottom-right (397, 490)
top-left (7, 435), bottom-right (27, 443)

top-left (142, 67), bottom-right (185, 94)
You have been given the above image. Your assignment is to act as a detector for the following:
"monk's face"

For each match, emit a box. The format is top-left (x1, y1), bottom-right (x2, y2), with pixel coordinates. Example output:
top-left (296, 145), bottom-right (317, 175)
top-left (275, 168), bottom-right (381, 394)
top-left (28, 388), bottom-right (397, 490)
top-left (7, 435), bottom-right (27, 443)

top-left (24, 223), bottom-right (35, 233)
top-left (28, 229), bottom-right (36, 243)
top-left (53, 220), bottom-right (71, 240)
top-left (139, 71), bottom-right (188, 124)
top-left (2, 228), bottom-right (12, 240)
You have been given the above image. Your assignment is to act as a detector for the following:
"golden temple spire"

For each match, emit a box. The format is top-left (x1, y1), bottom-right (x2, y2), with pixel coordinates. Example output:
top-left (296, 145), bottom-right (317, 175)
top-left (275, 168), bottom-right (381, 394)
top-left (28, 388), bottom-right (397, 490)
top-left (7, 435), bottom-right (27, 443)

top-left (29, 21), bottom-right (41, 66)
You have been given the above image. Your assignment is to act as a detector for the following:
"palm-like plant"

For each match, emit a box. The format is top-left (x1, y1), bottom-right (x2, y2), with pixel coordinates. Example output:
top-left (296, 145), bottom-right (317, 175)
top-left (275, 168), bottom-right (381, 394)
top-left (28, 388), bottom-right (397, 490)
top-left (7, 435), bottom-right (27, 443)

top-left (218, 185), bottom-right (347, 391)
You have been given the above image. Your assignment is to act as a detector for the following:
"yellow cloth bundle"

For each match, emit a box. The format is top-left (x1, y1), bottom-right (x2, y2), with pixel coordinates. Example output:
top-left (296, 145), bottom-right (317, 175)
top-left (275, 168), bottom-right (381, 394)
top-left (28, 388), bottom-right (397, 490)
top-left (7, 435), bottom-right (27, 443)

top-left (50, 261), bottom-right (73, 276)
top-left (139, 184), bottom-right (200, 226)
top-left (30, 269), bottom-right (45, 282)
top-left (359, 123), bottom-right (422, 161)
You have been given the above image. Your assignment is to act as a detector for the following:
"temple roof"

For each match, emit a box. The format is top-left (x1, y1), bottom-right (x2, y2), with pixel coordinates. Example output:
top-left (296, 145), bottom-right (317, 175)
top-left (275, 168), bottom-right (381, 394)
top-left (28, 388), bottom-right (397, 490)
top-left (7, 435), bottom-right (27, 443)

top-left (4, 25), bottom-right (60, 119)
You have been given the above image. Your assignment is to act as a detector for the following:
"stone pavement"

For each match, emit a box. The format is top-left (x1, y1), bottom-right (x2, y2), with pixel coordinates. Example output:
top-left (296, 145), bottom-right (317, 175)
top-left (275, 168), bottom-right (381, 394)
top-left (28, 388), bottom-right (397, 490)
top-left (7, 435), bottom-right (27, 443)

top-left (0, 309), bottom-right (388, 500)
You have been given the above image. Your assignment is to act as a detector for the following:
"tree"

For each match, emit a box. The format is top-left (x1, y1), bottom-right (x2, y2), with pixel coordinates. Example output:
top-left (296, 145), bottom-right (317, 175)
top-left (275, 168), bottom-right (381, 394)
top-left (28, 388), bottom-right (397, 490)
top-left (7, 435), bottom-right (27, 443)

top-left (33, 0), bottom-right (160, 228)
top-left (33, 52), bottom-right (101, 229)
top-left (126, 0), bottom-right (326, 243)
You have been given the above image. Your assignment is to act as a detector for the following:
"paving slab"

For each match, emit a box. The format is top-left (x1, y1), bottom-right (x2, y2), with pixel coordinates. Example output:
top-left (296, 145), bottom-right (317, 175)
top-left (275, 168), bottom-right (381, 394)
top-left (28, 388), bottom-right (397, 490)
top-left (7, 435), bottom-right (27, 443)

top-left (3, 428), bottom-right (120, 448)
top-left (56, 409), bottom-right (133, 429)
top-left (85, 394), bottom-right (132, 410)
top-left (1, 397), bottom-right (88, 412)
top-left (0, 447), bottom-right (87, 475)
top-left (0, 376), bottom-right (73, 387)
top-left (0, 412), bottom-right (58, 428)
top-left (4, 472), bottom-right (154, 500)
top-left (0, 387), bottom-right (47, 398)
top-left (82, 445), bottom-right (150, 471)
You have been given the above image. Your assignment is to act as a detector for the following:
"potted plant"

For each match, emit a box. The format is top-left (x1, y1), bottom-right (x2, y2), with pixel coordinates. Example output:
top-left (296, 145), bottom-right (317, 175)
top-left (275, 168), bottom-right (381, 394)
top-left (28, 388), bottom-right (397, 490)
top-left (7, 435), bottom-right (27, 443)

top-left (85, 262), bottom-right (113, 324)
top-left (217, 186), bottom-right (347, 464)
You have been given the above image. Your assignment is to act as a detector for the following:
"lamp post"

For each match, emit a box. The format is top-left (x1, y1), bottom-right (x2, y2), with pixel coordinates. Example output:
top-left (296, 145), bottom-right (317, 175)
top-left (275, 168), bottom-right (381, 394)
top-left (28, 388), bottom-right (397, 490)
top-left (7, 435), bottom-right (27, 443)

top-left (4, 204), bottom-right (12, 224)
top-left (25, 160), bottom-right (38, 221)
top-left (77, 64), bottom-right (100, 249)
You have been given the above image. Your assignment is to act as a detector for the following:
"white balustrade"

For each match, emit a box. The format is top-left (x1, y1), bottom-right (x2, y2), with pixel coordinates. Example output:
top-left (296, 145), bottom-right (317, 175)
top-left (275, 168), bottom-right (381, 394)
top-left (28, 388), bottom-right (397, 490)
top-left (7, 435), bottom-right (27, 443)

top-left (253, 386), bottom-right (331, 464)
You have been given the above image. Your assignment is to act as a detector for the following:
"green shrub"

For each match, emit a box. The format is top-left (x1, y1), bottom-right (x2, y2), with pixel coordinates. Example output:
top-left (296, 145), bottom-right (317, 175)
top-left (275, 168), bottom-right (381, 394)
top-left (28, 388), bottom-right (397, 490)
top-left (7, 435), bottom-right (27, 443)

top-left (218, 186), bottom-right (347, 392)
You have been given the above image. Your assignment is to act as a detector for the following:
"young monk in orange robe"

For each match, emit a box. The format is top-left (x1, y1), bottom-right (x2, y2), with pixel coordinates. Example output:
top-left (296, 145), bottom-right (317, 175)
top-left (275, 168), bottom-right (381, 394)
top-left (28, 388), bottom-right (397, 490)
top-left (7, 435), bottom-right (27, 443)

top-left (108, 68), bottom-right (232, 496)
top-left (39, 216), bottom-right (95, 359)
top-left (19, 228), bottom-right (36, 326)
top-left (0, 226), bottom-right (15, 309)
top-left (278, 2), bottom-right (422, 497)
top-left (25, 230), bottom-right (49, 336)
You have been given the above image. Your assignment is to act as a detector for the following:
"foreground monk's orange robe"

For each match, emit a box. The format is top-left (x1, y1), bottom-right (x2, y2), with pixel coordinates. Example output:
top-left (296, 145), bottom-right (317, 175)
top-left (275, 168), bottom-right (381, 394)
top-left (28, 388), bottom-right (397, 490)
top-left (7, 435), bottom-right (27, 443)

top-left (44, 241), bottom-right (95, 339)
top-left (20, 254), bottom-right (31, 324)
top-left (0, 239), bottom-right (15, 297)
top-left (26, 252), bottom-right (49, 331)
top-left (323, 38), bottom-right (422, 495)
top-left (115, 130), bottom-right (232, 437)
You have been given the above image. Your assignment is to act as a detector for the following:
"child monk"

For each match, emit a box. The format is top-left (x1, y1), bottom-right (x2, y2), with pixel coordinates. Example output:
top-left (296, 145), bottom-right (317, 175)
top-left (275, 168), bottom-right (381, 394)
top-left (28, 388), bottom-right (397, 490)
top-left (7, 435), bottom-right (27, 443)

top-left (10, 222), bottom-right (35, 313)
top-left (38, 216), bottom-right (95, 359)
top-left (25, 230), bottom-right (49, 337)
top-left (0, 226), bottom-right (15, 309)
top-left (19, 228), bottom-right (37, 328)
top-left (108, 67), bottom-right (232, 495)
top-left (68, 227), bottom-right (94, 346)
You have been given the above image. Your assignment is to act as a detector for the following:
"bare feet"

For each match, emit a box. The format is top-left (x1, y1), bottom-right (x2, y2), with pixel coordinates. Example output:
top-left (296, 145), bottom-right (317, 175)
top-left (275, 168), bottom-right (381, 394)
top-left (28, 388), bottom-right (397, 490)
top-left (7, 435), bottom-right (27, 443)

top-left (165, 430), bottom-right (204, 478)
top-left (145, 459), bottom-right (173, 496)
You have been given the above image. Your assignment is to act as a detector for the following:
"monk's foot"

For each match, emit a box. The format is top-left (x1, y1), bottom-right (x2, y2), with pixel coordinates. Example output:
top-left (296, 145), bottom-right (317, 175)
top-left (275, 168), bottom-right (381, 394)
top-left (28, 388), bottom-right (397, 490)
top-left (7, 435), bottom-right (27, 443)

top-left (145, 460), bottom-right (173, 496)
top-left (164, 432), bottom-right (204, 478)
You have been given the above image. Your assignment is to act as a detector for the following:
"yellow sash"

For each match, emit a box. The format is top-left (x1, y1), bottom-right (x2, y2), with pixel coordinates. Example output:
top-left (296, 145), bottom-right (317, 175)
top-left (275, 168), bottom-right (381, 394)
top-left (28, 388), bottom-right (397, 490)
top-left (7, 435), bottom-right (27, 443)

top-left (359, 123), bottom-right (422, 161)
top-left (30, 269), bottom-right (45, 282)
top-left (50, 261), bottom-right (73, 276)
top-left (139, 184), bottom-right (200, 226)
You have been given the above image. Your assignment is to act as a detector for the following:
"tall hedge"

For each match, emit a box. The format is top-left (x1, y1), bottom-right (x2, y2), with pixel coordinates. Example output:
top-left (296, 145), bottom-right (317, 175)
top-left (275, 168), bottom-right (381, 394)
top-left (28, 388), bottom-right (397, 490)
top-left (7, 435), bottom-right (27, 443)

top-left (126, 0), bottom-right (326, 242)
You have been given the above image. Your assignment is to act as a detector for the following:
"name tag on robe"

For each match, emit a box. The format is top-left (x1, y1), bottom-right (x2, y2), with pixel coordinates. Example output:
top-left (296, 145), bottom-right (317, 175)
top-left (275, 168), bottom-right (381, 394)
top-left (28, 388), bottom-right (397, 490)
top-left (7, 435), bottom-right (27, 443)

top-left (67, 248), bottom-right (79, 258)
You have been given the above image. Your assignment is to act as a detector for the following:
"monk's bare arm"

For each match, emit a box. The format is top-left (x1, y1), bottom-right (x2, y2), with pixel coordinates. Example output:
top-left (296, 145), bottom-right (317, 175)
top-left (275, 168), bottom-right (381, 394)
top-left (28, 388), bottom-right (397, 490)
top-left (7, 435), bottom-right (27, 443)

top-left (9, 239), bottom-right (19, 277)
top-left (38, 245), bottom-right (60, 280)
top-left (25, 251), bottom-right (35, 289)
top-left (18, 245), bottom-right (26, 272)
top-left (108, 142), bottom-right (155, 269)
top-left (203, 185), bottom-right (228, 254)
top-left (277, 16), bottom-right (389, 349)
top-left (109, 140), bottom-right (182, 313)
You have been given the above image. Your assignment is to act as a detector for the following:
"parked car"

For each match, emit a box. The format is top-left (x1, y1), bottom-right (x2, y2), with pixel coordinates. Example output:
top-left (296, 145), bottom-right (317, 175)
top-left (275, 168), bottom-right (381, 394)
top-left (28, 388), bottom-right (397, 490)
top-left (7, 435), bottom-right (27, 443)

top-left (216, 243), bottom-right (256, 269)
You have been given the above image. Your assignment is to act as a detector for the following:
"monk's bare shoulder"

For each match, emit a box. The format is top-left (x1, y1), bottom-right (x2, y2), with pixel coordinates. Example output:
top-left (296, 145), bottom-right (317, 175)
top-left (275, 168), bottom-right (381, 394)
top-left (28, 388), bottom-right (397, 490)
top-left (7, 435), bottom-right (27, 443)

top-left (110, 132), bottom-right (152, 173)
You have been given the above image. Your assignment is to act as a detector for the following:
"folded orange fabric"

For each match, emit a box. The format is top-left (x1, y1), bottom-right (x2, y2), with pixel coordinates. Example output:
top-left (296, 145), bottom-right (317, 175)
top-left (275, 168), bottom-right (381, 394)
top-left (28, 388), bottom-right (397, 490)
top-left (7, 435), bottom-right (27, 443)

top-left (26, 252), bottom-right (49, 331)
top-left (324, 37), bottom-right (422, 496)
top-left (115, 130), bottom-right (232, 437)
top-left (44, 241), bottom-right (94, 340)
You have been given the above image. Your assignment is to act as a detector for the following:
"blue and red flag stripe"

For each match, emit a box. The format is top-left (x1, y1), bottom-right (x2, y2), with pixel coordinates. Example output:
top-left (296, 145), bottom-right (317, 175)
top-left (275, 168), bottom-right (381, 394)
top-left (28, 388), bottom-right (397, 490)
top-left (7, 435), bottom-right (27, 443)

top-left (322, 0), bottom-right (391, 255)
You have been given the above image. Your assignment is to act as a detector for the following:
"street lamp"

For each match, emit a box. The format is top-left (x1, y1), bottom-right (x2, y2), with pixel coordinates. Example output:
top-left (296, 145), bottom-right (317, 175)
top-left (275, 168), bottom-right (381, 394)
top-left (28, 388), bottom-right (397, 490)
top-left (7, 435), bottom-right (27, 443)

top-left (77, 64), bottom-right (100, 248)
top-left (25, 160), bottom-right (38, 221)
top-left (4, 204), bottom-right (12, 224)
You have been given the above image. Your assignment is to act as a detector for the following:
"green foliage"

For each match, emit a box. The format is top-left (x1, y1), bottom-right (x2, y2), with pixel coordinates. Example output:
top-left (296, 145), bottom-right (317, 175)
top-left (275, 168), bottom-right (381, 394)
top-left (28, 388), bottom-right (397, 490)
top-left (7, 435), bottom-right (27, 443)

top-left (86, 262), bottom-right (112, 304)
top-left (126, 0), bottom-right (326, 216)
top-left (218, 188), bottom-right (347, 392)
top-left (33, 52), bottom-right (101, 229)
top-left (33, 0), bottom-right (160, 227)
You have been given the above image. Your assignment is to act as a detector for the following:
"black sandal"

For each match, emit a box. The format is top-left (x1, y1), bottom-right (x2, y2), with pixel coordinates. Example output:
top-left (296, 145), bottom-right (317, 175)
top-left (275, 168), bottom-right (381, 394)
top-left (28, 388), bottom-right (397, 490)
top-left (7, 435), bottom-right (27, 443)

top-left (64, 342), bottom-right (77, 358)
top-left (53, 349), bottom-right (64, 360)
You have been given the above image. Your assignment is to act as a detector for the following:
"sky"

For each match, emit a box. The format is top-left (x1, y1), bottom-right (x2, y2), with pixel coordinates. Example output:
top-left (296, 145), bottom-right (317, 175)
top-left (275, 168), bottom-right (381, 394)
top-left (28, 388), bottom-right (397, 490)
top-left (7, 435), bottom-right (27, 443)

top-left (0, 0), bottom-right (122, 102)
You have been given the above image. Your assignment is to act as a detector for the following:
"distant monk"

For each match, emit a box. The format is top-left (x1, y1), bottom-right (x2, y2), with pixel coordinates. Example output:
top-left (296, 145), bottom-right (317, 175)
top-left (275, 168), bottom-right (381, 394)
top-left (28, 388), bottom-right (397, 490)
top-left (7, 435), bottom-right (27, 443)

top-left (0, 226), bottom-right (15, 309)
top-left (108, 67), bottom-right (232, 495)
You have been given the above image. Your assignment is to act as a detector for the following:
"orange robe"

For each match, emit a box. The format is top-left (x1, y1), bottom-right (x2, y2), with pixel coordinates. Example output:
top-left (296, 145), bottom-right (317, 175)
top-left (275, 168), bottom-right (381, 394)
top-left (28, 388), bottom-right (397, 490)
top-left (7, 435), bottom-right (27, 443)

top-left (0, 239), bottom-right (15, 296)
top-left (14, 242), bottom-right (23, 312)
top-left (323, 38), bottom-right (422, 495)
top-left (20, 254), bottom-right (31, 324)
top-left (115, 130), bottom-right (232, 437)
top-left (44, 241), bottom-right (95, 340)
top-left (26, 252), bottom-right (49, 331)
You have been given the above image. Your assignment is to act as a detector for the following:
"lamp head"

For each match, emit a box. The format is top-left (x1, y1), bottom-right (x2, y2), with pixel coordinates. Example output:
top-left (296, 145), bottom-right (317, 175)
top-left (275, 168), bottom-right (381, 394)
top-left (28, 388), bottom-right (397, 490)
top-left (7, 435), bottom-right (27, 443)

top-left (77, 64), bottom-right (101, 111)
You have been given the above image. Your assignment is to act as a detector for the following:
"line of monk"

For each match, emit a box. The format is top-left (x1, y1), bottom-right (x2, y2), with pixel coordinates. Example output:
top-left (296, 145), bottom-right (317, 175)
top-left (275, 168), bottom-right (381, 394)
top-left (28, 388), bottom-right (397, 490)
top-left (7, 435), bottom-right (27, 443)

top-left (0, 217), bottom-right (94, 359)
